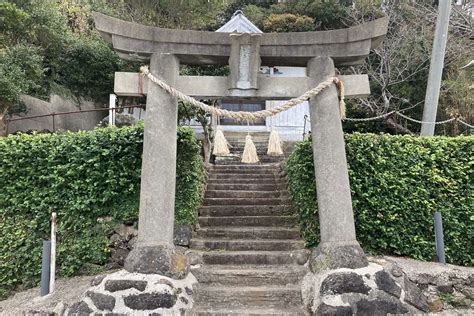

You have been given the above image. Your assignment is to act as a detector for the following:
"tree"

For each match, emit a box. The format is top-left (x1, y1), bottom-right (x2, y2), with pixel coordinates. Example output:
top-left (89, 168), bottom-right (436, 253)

top-left (344, 1), bottom-right (473, 135)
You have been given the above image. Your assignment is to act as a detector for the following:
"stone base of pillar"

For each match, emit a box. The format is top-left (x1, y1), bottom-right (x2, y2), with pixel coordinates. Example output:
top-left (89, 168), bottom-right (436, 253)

top-left (124, 245), bottom-right (188, 279)
top-left (309, 241), bottom-right (368, 273)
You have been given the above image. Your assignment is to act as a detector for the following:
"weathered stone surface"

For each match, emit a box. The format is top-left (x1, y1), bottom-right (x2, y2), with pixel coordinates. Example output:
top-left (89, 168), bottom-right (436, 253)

top-left (316, 303), bottom-right (352, 316)
top-left (104, 280), bottom-right (147, 292)
top-left (93, 12), bottom-right (389, 67)
top-left (375, 270), bottom-right (401, 298)
top-left (307, 56), bottom-right (367, 271)
top-left (404, 277), bottom-right (429, 312)
top-left (180, 296), bottom-right (189, 304)
top-left (156, 278), bottom-right (174, 288)
top-left (109, 248), bottom-right (129, 267)
top-left (390, 265), bottom-right (403, 278)
top-left (310, 244), bottom-right (368, 272)
top-left (91, 275), bottom-right (106, 286)
top-left (124, 245), bottom-right (188, 278)
top-left (185, 287), bottom-right (193, 296)
top-left (320, 272), bottom-right (370, 295)
top-left (173, 224), bottom-right (192, 247)
top-left (428, 296), bottom-right (444, 313)
top-left (437, 284), bottom-right (454, 294)
top-left (355, 298), bottom-right (409, 315)
top-left (123, 292), bottom-right (177, 310)
top-left (86, 291), bottom-right (115, 311)
top-left (101, 113), bottom-right (138, 127)
top-left (186, 251), bottom-right (202, 265)
top-left (451, 294), bottom-right (471, 307)
top-left (67, 301), bottom-right (92, 315)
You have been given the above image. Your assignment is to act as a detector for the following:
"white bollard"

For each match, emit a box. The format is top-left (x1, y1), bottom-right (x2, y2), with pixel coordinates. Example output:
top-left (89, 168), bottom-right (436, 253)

top-left (109, 94), bottom-right (117, 126)
top-left (49, 212), bottom-right (57, 293)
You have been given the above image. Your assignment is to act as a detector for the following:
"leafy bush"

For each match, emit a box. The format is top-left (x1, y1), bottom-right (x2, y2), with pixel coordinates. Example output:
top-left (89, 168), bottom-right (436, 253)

top-left (0, 125), bottom-right (205, 298)
top-left (57, 36), bottom-right (122, 102)
top-left (263, 13), bottom-right (315, 32)
top-left (0, 44), bottom-right (45, 111)
top-left (286, 133), bottom-right (473, 266)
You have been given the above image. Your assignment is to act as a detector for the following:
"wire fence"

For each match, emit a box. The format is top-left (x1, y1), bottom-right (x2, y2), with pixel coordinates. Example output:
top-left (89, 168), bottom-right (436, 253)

top-left (4, 105), bottom-right (145, 135)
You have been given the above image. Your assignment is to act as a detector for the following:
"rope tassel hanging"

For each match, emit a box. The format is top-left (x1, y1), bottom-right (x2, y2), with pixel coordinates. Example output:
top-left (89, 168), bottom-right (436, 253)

top-left (242, 125), bottom-right (259, 164)
top-left (212, 126), bottom-right (230, 156)
top-left (267, 127), bottom-right (283, 156)
top-left (242, 134), bottom-right (259, 164)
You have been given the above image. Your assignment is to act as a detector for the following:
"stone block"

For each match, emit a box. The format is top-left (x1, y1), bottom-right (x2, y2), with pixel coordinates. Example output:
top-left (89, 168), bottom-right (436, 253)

top-left (310, 244), bottom-right (368, 272)
top-left (123, 292), bottom-right (177, 310)
top-left (104, 279), bottom-right (147, 292)
top-left (404, 277), bottom-right (429, 312)
top-left (316, 303), bottom-right (352, 316)
top-left (124, 245), bottom-right (188, 278)
top-left (173, 224), bottom-right (192, 247)
top-left (67, 301), bottom-right (92, 315)
top-left (86, 291), bottom-right (115, 311)
top-left (355, 298), bottom-right (409, 315)
top-left (375, 270), bottom-right (401, 298)
top-left (320, 272), bottom-right (370, 295)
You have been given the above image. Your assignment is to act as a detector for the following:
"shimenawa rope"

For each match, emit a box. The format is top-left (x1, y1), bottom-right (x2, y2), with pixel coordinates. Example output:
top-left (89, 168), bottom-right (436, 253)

top-left (140, 66), bottom-right (346, 121)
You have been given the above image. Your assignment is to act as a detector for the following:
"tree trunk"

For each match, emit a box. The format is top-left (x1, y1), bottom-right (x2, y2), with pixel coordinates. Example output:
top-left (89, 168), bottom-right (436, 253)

top-left (0, 112), bottom-right (6, 137)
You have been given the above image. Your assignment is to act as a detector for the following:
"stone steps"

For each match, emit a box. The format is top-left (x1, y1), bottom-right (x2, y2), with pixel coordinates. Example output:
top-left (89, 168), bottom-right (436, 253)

top-left (198, 216), bottom-right (298, 227)
top-left (199, 250), bottom-right (308, 265)
top-left (208, 173), bottom-right (277, 179)
top-left (206, 169), bottom-right (276, 175)
top-left (205, 190), bottom-right (287, 198)
top-left (189, 307), bottom-right (306, 316)
top-left (209, 164), bottom-right (277, 170)
top-left (192, 265), bottom-right (307, 286)
top-left (190, 239), bottom-right (305, 251)
top-left (204, 197), bottom-right (291, 206)
top-left (199, 205), bottom-right (293, 217)
top-left (196, 226), bottom-right (301, 239)
top-left (207, 178), bottom-right (281, 185)
top-left (190, 160), bottom-right (307, 313)
top-left (206, 183), bottom-right (280, 191)
top-left (193, 286), bottom-right (302, 308)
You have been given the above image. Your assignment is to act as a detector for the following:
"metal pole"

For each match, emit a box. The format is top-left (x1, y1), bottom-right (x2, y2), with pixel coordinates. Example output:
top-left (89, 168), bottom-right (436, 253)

top-left (434, 211), bottom-right (446, 263)
top-left (40, 240), bottom-right (51, 296)
top-left (49, 213), bottom-right (57, 293)
top-left (109, 94), bottom-right (117, 126)
top-left (420, 0), bottom-right (452, 136)
top-left (303, 114), bottom-right (308, 140)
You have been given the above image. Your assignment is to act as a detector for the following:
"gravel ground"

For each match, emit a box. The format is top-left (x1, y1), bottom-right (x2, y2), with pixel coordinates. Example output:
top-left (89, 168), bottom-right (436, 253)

top-left (0, 274), bottom-right (97, 315)
top-left (1, 257), bottom-right (472, 315)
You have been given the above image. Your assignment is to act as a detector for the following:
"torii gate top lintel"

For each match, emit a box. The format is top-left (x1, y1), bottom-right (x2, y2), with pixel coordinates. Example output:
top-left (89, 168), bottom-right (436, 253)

top-left (92, 12), bottom-right (388, 67)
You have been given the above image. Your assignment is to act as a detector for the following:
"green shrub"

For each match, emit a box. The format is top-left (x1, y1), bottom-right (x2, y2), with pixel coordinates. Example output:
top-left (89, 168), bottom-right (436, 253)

top-left (286, 133), bottom-right (473, 266)
top-left (0, 125), bottom-right (205, 298)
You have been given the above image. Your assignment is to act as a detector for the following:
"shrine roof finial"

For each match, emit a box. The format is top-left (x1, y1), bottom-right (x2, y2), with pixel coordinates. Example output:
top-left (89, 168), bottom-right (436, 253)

top-left (216, 10), bottom-right (263, 33)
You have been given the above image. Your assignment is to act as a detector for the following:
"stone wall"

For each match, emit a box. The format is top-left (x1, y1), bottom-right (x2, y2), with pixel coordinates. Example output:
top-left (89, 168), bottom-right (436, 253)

top-left (7, 94), bottom-right (105, 134)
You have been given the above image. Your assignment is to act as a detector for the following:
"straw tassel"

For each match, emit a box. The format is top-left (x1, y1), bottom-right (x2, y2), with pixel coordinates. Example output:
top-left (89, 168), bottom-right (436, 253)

top-left (267, 127), bottom-right (283, 156)
top-left (241, 134), bottom-right (259, 164)
top-left (335, 77), bottom-right (346, 120)
top-left (212, 127), bottom-right (230, 156)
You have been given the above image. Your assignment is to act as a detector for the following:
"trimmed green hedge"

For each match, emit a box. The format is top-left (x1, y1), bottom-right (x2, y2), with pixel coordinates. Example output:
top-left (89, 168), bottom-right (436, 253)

top-left (286, 133), bottom-right (473, 266)
top-left (0, 125), bottom-right (205, 298)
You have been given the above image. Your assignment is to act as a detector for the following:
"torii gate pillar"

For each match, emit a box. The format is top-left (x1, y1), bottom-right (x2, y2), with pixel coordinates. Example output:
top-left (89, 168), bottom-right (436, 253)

top-left (124, 53), bottom-right (187, 278)
top-left (307, 57), bottom-right (367, 271)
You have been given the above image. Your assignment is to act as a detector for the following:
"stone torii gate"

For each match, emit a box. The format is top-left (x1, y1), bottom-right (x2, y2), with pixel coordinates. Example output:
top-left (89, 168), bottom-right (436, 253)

top-left (93, 13), bottom-right (389, 276)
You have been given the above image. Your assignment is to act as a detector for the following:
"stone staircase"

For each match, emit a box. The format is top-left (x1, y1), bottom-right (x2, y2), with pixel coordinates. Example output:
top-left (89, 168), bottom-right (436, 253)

top-left (188, 163), bottom-right (309, 315)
